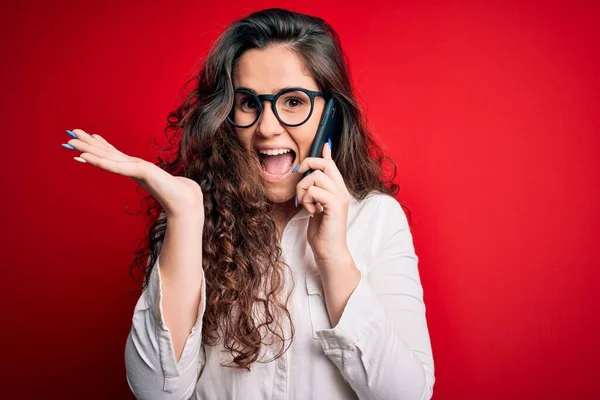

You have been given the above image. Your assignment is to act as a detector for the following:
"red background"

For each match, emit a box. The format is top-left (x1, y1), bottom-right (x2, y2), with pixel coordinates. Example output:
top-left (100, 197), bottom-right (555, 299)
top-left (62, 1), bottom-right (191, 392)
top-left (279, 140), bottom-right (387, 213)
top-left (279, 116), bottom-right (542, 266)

top-left (1, 0), bottom-right (598, 398)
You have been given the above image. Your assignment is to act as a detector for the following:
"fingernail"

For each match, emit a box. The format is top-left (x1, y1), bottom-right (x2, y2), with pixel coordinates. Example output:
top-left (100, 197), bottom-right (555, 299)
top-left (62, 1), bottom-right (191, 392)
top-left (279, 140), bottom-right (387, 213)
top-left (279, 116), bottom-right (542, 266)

top-left (62, 143), bottom-right (75, 150)
top-left (294, 196), bottom-right (298, 208)
top-left (73, 157), bottom-right (86, 163)
top-left (328, 138), bottom-right (332, 149)
top-left (66, 129), bottom-right (77, 138)
top-left (292, 164), bottom-right (300, 173)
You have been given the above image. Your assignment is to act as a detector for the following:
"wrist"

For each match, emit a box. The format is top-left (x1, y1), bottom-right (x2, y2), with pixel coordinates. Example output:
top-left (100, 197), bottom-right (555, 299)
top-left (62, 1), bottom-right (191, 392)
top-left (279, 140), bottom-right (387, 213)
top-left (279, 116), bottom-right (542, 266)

top-left (165, 211), bottom-right (205, 229)
top-left (315, 249), bottom-right (357, 277)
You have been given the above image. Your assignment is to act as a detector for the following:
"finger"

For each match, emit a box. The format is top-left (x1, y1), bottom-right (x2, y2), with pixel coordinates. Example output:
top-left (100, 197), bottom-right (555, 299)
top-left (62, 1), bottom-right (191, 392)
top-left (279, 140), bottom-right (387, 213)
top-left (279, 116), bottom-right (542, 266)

top-left (322, 140), bottom-right (332, 160)
top-left (300, 186), bottom-right (336, 215)
top-left (297, 169), bottom-right (339, 204)
top-left (295, 157), bottom-right (344, 188)
top-left (71, 128), bottom-right (112, 150)
top-left (66, 139), bottom-right (126, 162)
top-left (90, 133), bottom-right (121, 152)
top-left (75, 152), bottom-right (144, 179)
top-left (297, 170), bottom-right (337, 214)
top-left (316, 202), bottom-right (324, 214)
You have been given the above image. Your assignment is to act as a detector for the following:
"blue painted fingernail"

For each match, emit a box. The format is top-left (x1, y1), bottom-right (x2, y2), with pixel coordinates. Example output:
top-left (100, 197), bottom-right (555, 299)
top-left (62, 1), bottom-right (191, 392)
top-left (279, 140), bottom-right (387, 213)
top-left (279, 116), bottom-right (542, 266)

top-left (328, 138), bottom-right (332, 149)
top-left (62, 143), bottom-right (75, 150)
top-left (292, 164), bottom-right (300, 173)
top-left (66, 129), bottom-right (77, 138)
top-left (294, 195), bottom-right (298, 208)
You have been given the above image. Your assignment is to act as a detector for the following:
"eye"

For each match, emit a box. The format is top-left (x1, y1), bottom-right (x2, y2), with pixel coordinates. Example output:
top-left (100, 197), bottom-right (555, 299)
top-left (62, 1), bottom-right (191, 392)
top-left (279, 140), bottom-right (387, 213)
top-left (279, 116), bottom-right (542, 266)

top-left (284, 97), bottom-right (303, 108)
top-left (240, 97), bottom-right (259, 109)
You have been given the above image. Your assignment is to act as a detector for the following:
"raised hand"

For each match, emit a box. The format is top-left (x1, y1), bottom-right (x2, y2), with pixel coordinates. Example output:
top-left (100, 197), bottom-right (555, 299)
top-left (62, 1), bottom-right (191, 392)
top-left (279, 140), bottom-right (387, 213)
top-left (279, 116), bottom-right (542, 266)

top-left (62, 128), bottom-right (204, 221)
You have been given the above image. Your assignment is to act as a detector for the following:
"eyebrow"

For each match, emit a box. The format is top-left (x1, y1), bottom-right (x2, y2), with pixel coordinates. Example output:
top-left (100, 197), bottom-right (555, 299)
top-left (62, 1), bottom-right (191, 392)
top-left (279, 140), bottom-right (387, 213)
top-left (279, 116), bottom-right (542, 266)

top-left (235, 86), bottom-right (307, 94)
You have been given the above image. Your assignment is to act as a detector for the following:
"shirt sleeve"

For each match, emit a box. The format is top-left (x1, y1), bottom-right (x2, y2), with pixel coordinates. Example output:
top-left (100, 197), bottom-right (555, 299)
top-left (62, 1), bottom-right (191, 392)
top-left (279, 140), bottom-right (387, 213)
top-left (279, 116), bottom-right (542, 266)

top-left (125, 253), bottom-right (206, 400)
top-left (315, 196), bottom-right (435, 400)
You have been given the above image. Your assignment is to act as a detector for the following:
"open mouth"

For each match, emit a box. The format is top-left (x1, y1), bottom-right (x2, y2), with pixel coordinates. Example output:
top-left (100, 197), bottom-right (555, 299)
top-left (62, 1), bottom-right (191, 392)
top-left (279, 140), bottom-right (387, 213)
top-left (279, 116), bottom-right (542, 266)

top-left (256, 149), bottom-right (296, 177)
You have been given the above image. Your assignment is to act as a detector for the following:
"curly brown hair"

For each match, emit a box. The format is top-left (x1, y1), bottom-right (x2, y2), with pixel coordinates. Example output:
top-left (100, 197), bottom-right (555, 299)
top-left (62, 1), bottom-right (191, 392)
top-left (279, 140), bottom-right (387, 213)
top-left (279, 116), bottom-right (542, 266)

top-left (128, 8), bottom-right (409, 371)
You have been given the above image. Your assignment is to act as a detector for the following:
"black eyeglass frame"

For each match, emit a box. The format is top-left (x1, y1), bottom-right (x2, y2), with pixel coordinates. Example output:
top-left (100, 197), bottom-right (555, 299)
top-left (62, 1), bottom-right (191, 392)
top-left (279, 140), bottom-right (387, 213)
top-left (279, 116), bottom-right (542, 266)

top-left (227, 87), bottom-right (328, 128)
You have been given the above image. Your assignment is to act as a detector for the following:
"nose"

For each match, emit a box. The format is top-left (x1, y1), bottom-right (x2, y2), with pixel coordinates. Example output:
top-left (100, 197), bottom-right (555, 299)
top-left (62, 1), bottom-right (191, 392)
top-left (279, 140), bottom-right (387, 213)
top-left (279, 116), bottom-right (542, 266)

top-left (255, 100), bottom-right (284, 138)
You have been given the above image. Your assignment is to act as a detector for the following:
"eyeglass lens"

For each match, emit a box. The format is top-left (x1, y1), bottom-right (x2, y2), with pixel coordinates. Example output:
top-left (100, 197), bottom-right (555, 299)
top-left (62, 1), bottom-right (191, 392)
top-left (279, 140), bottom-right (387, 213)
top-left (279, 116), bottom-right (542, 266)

top-left (230, 90), bottom-right (312, 126)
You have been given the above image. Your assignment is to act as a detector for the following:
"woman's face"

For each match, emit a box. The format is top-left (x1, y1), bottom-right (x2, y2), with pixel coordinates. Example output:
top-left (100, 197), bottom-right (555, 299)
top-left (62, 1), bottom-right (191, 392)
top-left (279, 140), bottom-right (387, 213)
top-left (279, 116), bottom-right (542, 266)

top-left (232, 45), bottom-right (325, 204)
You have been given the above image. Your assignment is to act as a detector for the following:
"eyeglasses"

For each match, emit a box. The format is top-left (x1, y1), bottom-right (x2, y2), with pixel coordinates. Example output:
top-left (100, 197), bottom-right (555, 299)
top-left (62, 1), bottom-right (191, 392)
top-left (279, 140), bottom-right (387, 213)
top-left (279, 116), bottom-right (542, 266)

top-left (227, 87), bottom-right (326, 128)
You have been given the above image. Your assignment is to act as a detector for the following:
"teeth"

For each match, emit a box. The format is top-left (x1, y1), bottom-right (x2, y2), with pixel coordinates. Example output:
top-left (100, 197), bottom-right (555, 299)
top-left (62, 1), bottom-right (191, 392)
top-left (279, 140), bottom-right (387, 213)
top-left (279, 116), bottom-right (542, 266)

top-left (257, 149), bottom-right (292, 156)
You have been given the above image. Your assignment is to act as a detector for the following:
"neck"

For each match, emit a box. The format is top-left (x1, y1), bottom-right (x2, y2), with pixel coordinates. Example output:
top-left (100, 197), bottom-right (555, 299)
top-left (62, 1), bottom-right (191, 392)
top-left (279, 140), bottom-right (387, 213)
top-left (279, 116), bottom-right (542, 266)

top-left (272, 197), bottom-right (299, 234)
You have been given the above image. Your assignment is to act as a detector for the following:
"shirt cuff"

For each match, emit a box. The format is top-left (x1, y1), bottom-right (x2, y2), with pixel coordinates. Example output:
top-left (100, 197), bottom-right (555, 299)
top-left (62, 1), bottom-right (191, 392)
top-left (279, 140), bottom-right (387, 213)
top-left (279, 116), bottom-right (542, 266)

top-left (315, 270), bottom-right (386, 352)
top-left (145, 254), bottom-right (206, 388)
top-left (147, 254), bottom-right (205, 335)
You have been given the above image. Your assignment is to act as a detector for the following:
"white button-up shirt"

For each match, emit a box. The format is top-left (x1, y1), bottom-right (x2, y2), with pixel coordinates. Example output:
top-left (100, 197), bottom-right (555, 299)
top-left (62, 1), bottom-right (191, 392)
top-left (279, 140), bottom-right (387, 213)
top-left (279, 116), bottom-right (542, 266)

top-left (125, 192), bottom-right (435, 399)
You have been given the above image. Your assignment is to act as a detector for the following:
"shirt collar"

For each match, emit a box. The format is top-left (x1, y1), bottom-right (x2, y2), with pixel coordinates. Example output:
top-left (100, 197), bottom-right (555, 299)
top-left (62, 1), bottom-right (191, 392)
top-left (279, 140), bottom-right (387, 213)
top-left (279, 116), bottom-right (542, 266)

top-left (288, 195), bottom-right (359, 223)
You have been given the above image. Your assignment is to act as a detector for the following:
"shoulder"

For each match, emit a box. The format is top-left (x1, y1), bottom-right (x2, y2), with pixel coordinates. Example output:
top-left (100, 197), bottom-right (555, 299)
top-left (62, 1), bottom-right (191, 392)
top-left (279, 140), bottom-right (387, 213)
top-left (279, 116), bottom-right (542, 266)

top-left (350, 190), bottom-right (407, 226)
top-left (347, 191), bottom-right (410, 250)
top-left (345, 191), bottom-right (414, 272)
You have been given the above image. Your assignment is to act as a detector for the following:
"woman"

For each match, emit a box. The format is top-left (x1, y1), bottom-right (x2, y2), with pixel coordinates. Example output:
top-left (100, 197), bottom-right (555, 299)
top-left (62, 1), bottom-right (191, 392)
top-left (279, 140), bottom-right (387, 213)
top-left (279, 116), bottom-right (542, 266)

top-left (63, 8), bottom-right (434, 400)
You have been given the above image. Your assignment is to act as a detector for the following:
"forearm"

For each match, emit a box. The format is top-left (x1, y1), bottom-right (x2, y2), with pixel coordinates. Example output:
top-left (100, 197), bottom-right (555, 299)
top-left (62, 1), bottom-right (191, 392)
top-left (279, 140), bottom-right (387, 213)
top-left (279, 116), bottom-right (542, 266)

top-left (313, 195), bottom-right (434, 399)
top-left (159, 212), bottom-right (205, 363)
top-left (319, 281), bottom-right (433, 400)
top-left (318, 251), bottom-right (361, 327)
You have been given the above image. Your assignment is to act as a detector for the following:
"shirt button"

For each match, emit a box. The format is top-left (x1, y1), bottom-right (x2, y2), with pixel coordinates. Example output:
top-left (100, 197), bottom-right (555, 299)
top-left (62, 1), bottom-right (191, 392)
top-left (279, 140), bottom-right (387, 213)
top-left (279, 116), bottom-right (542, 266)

top-left (291, 220), bottom-right (299, 227)
top-left (276, 357), bottom-right (286, 370)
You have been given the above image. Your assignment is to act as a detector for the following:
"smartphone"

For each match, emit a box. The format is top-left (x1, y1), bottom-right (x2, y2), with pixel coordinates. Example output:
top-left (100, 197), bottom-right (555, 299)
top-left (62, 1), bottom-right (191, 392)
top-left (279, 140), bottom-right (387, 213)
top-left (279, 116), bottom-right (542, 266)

top-left (302, 97), bottom-right (340, 179)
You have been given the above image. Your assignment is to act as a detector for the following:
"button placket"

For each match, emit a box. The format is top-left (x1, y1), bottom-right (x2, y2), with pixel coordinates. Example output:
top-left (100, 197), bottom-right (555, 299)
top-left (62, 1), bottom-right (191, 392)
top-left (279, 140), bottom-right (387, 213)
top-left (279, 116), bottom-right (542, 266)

top-left (281, 217), bottom-right (304, 256)
top-left (276, 356), bottom-right (287, 370)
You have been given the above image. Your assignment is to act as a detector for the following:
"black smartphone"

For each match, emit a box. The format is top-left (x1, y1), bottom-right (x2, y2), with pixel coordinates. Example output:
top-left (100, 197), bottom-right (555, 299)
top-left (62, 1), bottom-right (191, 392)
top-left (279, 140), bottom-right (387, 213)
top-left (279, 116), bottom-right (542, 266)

top-left (302, 97), bottom-right (340, 179)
